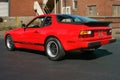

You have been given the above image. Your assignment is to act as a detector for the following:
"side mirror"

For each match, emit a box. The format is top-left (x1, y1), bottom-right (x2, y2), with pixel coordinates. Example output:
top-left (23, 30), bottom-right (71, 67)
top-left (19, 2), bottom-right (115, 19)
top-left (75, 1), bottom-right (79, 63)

top-left (22, 24), bottom-right (27, 28)
top-left (21, 20), bottom-right (26, 28)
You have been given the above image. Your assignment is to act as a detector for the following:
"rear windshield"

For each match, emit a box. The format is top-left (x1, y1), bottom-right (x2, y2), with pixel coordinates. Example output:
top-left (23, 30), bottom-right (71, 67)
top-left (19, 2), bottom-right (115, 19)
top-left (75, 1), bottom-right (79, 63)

top-left (56, 14), bottom-right (98, 23)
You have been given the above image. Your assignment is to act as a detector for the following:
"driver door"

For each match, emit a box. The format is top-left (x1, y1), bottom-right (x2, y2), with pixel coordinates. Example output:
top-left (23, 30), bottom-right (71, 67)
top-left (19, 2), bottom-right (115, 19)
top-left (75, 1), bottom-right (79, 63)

top-left (22, 16), bottom-right (46, 45)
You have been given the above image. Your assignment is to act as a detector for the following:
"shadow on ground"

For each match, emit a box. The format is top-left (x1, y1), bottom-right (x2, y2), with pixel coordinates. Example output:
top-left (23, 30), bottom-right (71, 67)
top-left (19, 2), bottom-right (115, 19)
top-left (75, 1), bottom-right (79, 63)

top-left (16, 48), bottom-right (112, 61)
top-left (0, 37), bottom-right (115, 61)
top-left (65, 49), bottom-right (112, 60)
top-left (16, 49), bottom-right (46, 56)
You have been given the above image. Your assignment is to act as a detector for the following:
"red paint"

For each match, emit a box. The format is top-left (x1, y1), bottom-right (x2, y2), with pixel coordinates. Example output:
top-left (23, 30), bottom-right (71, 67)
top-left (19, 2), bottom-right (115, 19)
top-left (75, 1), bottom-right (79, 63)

top-left (4, 14), bottom-right (116, 51)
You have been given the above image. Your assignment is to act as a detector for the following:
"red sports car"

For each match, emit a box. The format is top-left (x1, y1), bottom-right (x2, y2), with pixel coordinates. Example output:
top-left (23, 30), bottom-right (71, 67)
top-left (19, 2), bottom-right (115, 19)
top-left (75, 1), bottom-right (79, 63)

top-left (4, 14), bottom-right (116, 61)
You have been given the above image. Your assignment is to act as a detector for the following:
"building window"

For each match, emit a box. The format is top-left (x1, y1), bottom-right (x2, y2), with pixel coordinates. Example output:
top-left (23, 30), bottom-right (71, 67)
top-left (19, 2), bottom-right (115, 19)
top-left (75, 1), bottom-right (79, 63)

top-left (113, 5), bottom-right (120, 16)
top-left (62, 6), bottom-right (71, 14)
top-left (72, 0), bottom-right (77, 9)
top-left (88, 5), bottom-right (97, 16)
top-left (0, 2), bottom-right (8, 16)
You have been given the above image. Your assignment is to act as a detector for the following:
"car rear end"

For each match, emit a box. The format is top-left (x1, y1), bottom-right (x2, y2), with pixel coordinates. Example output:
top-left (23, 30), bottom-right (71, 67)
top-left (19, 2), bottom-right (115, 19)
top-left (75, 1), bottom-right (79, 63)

top-left (56, 14), bottom-right (116, 51)
top-left (78, 22), bottom-right (116, 50)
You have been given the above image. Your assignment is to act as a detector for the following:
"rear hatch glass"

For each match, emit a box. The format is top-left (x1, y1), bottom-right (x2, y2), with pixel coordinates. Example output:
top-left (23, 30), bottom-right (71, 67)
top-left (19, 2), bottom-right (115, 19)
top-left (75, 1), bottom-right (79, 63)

top-left (56, 14), bottom-right (111, 26)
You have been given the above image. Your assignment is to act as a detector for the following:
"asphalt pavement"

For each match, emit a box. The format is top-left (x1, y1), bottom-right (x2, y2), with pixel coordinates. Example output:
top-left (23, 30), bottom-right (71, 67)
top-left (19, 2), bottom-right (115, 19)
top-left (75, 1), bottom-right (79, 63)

top-left (0, 37), bottom-right (120, 80)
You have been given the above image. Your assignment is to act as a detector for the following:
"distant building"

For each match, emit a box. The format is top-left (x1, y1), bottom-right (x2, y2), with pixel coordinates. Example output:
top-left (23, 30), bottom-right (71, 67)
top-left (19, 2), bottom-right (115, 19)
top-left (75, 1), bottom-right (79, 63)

top-left (9, 0), bottom-right (120, 17)
top-left (9, 0), bottom-right (41, 16)
top-left (0, 0), bottom-right (9, 16)
top-left (1, 0), bottom-right (120, 27)
top-left (56, 0), bottom-right (120, 28)
top-left (60, 0), bottom-right (120, 17)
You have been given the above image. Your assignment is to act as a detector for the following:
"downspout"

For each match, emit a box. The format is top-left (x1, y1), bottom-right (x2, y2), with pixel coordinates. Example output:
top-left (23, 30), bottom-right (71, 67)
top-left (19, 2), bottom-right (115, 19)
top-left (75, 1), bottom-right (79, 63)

top-left (61, 0), bottom-right (63, 14)
top-left (54, 0), bottom-right (56, 14)
top-left (65, 0), bottom-right (67, 14)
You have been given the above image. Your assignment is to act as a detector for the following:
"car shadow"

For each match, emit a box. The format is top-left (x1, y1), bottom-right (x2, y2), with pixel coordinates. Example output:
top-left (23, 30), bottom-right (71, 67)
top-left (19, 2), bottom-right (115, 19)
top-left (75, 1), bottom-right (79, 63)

top-left (16, 49), bottom-right (46, 56)
top-left (15, 49), bottom-right (112, 61)
top-left (65, 49), bottom-right (112, 60)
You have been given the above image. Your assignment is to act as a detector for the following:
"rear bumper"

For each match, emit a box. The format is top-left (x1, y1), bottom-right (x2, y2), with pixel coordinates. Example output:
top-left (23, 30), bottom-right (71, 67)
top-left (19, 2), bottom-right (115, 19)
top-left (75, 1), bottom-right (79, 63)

top-left (63, 38), bottom-right (116, 51)
top-left (109, 38), bottom-right (116, 43)
top-left (88, 42), bottom-right (101, 48)
top-left (88, 38), bottom-right (116, 48)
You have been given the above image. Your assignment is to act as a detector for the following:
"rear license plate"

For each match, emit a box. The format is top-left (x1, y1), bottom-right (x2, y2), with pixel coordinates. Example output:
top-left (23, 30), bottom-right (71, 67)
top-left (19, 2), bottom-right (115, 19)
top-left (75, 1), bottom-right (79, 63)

top-left (98, 31), bottom-right (104, 37)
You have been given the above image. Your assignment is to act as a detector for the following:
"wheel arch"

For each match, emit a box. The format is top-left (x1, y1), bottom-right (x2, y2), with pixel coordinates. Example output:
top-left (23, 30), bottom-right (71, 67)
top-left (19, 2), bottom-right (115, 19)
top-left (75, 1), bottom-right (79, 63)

top-left (4, 33), bottom-right (11, 42)
top-left (44, 35), bottom-right (61, 45)
top-left (44, 35), bottom-right (68, 51)
top-left (44, 35), bottom-right (66, 49)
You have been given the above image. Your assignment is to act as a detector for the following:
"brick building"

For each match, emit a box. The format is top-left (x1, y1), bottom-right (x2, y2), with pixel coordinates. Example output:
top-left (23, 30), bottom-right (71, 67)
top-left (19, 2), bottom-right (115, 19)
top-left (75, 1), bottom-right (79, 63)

top-left (4, 0), bottom-right (120, 28)
top-left (59, 0), bottom-right (120, 17)
top-left (10, 0), bottom-right (42, 16)
top-left (9, 0), bottom-right (120, 17)
top-left (57, 0), bottom-right (120, 28)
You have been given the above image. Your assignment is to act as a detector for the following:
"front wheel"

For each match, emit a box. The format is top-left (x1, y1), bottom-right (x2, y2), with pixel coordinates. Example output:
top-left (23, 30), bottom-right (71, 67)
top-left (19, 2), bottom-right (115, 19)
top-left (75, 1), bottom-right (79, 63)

top-left (45, 38), bottom-right (65, 61)
top-left (5, 35), bottom-right (15, 51)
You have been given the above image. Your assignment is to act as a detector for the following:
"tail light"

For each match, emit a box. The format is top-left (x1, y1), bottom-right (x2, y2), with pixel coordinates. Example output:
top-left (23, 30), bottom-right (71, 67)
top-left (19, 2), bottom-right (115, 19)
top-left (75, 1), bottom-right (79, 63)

top-left (79, 30), bottom-right (94, 38)
top-left (107, 29), bottom-right (112, 35)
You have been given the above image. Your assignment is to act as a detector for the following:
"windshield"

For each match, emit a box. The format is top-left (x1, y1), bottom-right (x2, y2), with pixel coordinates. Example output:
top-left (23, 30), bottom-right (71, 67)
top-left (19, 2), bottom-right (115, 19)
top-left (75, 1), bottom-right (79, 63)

top-left (56, 14), bottom-right (98, 23)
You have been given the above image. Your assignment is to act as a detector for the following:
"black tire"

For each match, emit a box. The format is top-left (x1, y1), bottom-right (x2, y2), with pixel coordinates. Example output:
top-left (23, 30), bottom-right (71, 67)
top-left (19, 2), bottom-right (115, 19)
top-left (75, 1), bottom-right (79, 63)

top-left (5, 35), bottom-right (15, 51)
top-left (45, 38), bottom-right (65, 61)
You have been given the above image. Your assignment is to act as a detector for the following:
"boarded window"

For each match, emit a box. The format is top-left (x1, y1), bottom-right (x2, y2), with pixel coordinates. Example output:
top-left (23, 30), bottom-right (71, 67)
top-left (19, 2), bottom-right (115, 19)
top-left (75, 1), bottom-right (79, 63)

top-left (88, 5), bottom-right (97, 16)
top-left (113, 5), bottom-right (120, 16)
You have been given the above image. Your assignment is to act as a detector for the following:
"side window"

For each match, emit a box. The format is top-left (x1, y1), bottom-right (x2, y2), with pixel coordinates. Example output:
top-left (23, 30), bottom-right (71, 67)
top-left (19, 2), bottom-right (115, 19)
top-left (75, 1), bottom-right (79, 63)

top-left (61, 18), bottom-right (73, 22)
top-left (74, 18), bottom-right (82, 22)
top-left (44, 17), bottom-right (52, 26)
top-left (27, 17), bottom-right (45, 28)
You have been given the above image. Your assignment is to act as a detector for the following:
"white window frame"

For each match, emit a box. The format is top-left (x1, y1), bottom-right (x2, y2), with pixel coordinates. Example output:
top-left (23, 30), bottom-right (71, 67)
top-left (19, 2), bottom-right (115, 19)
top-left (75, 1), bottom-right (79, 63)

top-left (72, 0), bottom-right (77, 10)
top-left (62, 6), bottom-right (71, 14)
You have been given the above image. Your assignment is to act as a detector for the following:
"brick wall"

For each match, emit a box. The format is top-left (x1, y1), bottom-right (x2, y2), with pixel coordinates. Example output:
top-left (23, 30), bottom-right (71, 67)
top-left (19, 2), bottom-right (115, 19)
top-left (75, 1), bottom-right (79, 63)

top-left (63, 0), bottom-right (120, 16)
top-left (10, 0), bottom-right (43, 16)
top-left (60, 0), bottom-right (120, 28)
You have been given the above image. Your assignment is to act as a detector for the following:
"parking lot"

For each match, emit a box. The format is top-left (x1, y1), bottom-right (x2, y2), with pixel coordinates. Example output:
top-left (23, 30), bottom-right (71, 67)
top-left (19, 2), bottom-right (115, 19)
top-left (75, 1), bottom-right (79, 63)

top-left (0, 36), bottom-right (120, 80)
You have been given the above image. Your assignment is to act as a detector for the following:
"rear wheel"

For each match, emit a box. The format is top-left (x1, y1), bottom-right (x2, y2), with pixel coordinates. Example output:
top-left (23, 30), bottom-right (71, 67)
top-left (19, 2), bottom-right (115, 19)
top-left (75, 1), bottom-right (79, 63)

top-left (45, 38), bottom-right (65, 61)
top-left (5, 35), bottom-right (15, 51)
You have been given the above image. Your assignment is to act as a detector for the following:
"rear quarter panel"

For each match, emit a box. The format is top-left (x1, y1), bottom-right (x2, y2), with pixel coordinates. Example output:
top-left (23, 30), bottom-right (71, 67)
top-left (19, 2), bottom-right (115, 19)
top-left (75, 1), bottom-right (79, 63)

top-left (44, 23), bottom-right (84, 50)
